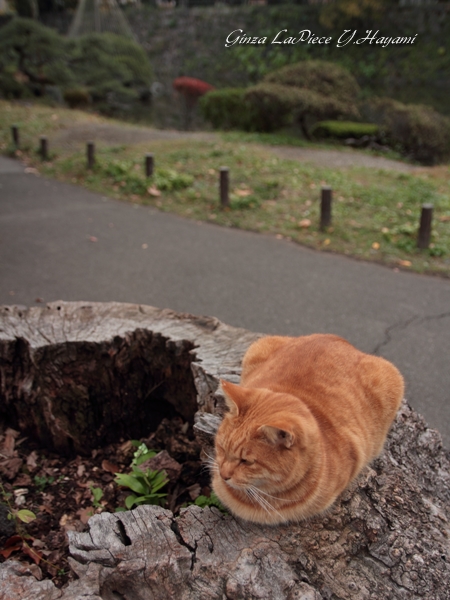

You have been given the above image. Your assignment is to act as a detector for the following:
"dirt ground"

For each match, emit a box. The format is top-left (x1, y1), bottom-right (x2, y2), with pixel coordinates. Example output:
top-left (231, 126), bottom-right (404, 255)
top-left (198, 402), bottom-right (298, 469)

top-left (50, 122), bottom-right (418, 172)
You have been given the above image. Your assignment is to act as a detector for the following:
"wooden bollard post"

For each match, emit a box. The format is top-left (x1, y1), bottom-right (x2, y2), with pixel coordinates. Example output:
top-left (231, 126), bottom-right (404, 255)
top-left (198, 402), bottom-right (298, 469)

top-left (417, 203), bottom-right (433, 249)
top-left (320, 186), bottom-right (332, 231)
top-left (11, 125), bottom-right (19, 148)
top-left (145, 153), bottom-right (154, 177)
top-left (220, 167), bottom-right (229, 208)
top-left (40, 136), bottom-right (48, 161)
top-left (87, 141), bottom-right (95, 169)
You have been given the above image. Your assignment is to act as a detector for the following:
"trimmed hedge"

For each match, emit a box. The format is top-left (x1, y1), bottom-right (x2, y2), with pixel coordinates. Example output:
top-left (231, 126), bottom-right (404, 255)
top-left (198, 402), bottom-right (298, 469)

top-left (201, 61), bottom-right (361, 136)
top-left (264, 60), bottom-right (361, 106)
top-left (244, 82), bottom-right (359, 137)
top-left (363, 97), bottom-right (450, 164)
top-left (199, 88), bottom-right (252, 130)
top-left (312, 121), bottom-right (379, 139)
top-left (0, 18), bottom-right (153, 116)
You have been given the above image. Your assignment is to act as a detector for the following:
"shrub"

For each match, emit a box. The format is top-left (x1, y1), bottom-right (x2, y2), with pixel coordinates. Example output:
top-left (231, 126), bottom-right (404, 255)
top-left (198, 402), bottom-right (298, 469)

top-left (312, 121), bottom-right (379, 139)
top-left (243, 83), bottom-right (301, 132)
top-left (244, 82), bottom-right (359, 137)
top-left (63, 87), bottom-right (91, 108)
top-left (200, 88), bottom-right (254, 130)
top-left (173, 76), bottom-right (215, 130)
top-left (363, 97), bottom-right (450, 164)
top-left (264, 60), bottom-right (360, 107)
top-left (261, 61), bottom-right (360, 138)
top-left (0, 17), bottom-right (71, 98)
top-left (173, 77), bottom-right (214, 102)
top-left (66, 33), bottom-right (153, 113)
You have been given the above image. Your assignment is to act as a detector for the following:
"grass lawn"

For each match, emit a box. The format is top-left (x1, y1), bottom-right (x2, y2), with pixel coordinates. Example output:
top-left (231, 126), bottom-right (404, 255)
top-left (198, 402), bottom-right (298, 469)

top-left (1, 100), bottom-right (450, 277)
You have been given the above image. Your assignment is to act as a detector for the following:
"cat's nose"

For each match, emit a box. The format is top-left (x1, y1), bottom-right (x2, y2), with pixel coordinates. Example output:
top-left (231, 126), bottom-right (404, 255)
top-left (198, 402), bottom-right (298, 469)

top-left (219, 466), bottom-right (232, 481)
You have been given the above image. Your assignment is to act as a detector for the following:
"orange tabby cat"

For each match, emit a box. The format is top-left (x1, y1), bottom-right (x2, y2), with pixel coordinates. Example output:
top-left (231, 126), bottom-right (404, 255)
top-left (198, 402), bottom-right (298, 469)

top-left (212, 334), bottom-right (404, 524)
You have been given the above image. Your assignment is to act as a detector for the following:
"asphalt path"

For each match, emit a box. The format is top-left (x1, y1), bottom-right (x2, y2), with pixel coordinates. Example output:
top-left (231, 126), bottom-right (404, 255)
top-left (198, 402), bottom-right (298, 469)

top-left (1, 156), bottom-right (449, 447)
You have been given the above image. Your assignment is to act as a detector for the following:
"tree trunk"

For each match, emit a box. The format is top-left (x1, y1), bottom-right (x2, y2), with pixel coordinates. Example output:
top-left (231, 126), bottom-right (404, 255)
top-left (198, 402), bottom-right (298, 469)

top-left (0, 301), bottom-right (449, 599)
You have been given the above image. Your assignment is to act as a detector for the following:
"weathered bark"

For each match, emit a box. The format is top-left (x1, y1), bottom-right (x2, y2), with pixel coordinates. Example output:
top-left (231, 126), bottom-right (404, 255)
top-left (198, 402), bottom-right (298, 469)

top-left (0, 301), bottom-right (449, 599)
top-left (0, 301), bottom-right (255, 455)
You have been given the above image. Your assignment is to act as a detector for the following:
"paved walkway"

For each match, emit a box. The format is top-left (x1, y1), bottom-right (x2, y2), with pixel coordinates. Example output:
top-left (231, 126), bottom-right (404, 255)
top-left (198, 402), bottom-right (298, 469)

top-left (1, 155), bottom-right (449, 447)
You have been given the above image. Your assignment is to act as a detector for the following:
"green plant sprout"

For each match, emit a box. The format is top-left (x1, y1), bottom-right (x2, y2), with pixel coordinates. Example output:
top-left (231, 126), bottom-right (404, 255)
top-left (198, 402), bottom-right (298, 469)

top-left (89, 485), bottom-right (104, 509)
top-left (130, 441), bottom-right (158, 466)
top-left (115, 465), bottom-right (168, 510)
top-left (33, 475), bottom-right (55, 492)
top-left (194, 491), bottom-right (227, 513)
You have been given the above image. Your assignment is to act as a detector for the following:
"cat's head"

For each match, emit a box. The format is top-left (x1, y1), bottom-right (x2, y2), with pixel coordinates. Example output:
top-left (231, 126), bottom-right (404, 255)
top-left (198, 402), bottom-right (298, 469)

top-left (212, 380), bottom-right (320, 522)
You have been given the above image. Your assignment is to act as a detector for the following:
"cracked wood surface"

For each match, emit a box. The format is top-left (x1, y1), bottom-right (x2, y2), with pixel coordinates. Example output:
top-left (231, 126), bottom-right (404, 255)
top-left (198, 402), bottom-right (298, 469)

top-left (0, 301), bottom-right (449, 599)
top-left (0, 301), bottom-right (259, 454)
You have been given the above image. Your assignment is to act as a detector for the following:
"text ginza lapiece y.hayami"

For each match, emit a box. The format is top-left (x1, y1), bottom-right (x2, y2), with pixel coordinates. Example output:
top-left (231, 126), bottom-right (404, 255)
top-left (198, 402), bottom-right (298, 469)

top-left (224, 29), bottom-right (418, 49)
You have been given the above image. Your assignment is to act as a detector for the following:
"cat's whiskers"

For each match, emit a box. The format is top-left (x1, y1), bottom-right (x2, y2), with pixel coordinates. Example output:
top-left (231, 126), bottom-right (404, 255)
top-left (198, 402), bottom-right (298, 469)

top-left (250, 486), bottom-right (292, 503)
top-left (245, 487), bottom-right (271, 515)
top-left (246, 485), bottom-right (284, 520)
top-left (203, 451), bottom-right (220, 474)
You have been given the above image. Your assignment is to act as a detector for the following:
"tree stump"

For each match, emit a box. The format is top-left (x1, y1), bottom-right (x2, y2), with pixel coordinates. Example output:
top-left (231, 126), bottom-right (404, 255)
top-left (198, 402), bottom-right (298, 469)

top-left (0, 301), bottom-right (449, 599)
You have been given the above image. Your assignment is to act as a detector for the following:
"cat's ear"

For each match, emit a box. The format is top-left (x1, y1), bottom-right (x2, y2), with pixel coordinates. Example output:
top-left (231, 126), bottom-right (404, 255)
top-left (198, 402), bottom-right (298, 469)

top-left (258, 425), bottom-right (295, 449)
top-left (220, 380), bottom-right (246, 417)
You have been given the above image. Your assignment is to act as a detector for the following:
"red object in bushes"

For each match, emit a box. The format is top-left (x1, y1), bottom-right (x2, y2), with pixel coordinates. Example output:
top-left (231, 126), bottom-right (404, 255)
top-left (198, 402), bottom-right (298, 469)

top-left (173, 77), bottom-right (215, 98)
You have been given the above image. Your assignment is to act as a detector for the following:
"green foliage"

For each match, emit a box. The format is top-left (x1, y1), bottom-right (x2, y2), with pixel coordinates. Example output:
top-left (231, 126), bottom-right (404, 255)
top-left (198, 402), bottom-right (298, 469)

top-left (244, 79), bottom-right (359, 138)
top-left (312, 121), bottom-right (379, 139)
top-left (0, 17), bottom-right (71, 98)
top-left (0, 19), bottom-right (153, 115)
top-left (1, 483), bottom-right (37, 527)
top-left (200, 88), bottom-right (254, 131)
top-left (243, 83), bottom-right (301, 133)
top-left (63, 87), bottom-right (91, 108)
top-left (66, 33), bottom-right (152, 113)
top-left (201, 62), bottom-right (361, 137)
top-left (194, 491), bottom-right (227, 513)
top-left (153, 168), bottom-right (194, 191)
top-left (98, 159), bottom-right (147, 194)
top-left (115, 466), bottom-right (168, 510)
top-left (89, 486), bottom-right (104, 509)
top-left (264, 60), bottom-right (361, 107)
top-left (100, 160), bottom-right (193, 193)
top-left (15, 508), bottom-right (37, 523)
top-left (130, 441), bottom-right (157, 466)
top-left (364, 97), bottom-right (450, 164)
top-left (319, 0), bottom-right (391, 30)
top-left (33, 475), bottom-right (55, 492)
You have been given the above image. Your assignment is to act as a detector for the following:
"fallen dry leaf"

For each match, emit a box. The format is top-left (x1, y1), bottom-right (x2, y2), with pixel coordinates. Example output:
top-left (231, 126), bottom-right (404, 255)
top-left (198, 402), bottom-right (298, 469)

top-left (234, 188), bottom-right (253, 197)
top-left (298, 219), bottom-right (311, 228)
top-left (14, 473), bottom-right (32, 486)
top-left (3, 428), bottom-right (19, 457)
top-left (88, 236), bottom-right (98, 243)
top-left (0, 457), bottom-right (23, 479)
top-left (186, 483), bottom-right (201, 501)
top-left (372, 242), bottom-right (380, 250)
top-left (77, 507), bottom-right (95, 525)
top-left (439, 215), bottom-right (450, 222)
top-left (398, 259), bottom-right (412, 267)
top-left (324, 239), bottom-right (331, 246)
top-left (26, 450), bottom-right (39, 470)
top-left (101, 459), bottom-right (120, 474)
top-left (0, 540), bottom-right (22, 559)
top-left (147, 186), bottom-right (161, 197)
top-left (22, 542), bottom-right (42, 565)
